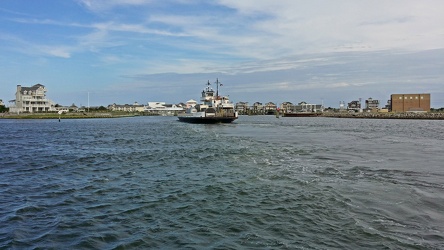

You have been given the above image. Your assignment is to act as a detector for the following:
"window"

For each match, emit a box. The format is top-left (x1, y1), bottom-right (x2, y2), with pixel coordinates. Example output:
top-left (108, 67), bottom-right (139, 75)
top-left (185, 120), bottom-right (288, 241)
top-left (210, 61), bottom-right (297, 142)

top-left (399, 97), bottom-right (402, 99)
top-left (410, 96), bottom-right (413, 99)
top-left (421, 96), bottom-right (424, 99)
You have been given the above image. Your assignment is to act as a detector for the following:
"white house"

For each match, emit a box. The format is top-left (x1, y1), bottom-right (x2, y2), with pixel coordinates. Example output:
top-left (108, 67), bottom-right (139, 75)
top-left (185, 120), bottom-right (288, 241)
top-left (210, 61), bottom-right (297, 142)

top-left (108, 102), bottom-right (145, 112)
top-left (9, 84), bottom-right (56, 113)
top-left (185, 99), bottom-right (197, 109)
top-left (144, 102), bottom-right (184, 115)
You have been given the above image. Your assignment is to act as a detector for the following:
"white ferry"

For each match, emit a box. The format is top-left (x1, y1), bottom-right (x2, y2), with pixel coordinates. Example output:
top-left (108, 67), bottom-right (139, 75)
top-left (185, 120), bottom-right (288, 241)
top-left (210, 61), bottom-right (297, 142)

top-left (178, 79), bottom-right (238, 124)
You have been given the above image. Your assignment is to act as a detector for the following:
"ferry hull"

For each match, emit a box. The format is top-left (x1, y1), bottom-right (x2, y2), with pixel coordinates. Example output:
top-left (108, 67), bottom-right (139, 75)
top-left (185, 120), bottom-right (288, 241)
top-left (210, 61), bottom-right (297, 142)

top-left (178, 116), bottom-right (237, 124)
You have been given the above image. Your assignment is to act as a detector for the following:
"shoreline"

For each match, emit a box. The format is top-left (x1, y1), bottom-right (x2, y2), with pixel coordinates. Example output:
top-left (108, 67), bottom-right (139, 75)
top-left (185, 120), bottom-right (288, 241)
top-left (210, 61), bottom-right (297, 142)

top-left (319, 112), bottom-right (444, 120)
top-left (2, 112), bottom-right (444, 120)
top-left (0, 112), bottom-right (140, 119)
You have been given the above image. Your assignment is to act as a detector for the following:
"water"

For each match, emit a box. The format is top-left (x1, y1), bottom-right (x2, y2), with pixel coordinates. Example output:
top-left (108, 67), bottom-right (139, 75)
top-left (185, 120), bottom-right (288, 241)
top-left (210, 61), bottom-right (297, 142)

top-left (1, 116), bottom-right (443, 249)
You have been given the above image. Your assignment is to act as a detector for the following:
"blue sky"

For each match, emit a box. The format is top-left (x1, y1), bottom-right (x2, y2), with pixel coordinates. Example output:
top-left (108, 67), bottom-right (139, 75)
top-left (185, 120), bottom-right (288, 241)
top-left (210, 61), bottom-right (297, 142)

top-left (1, 0), bottom-right (443, 108)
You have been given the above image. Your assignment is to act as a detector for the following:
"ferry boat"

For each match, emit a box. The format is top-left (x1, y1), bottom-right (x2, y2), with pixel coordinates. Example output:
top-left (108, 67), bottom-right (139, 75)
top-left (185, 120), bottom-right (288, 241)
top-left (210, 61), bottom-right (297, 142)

top-left (178, 79), bottom-right (238, 124)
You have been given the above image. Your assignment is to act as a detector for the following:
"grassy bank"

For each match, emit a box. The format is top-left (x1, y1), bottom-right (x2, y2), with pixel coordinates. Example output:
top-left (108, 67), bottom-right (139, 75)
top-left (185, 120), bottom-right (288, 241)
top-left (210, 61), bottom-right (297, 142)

top-left (0, 112), bottom-right (138, 119)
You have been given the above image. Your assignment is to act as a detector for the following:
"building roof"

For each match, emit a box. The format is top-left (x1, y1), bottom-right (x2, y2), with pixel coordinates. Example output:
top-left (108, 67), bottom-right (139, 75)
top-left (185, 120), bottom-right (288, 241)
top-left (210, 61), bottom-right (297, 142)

top-left (20, 84), bottom-right (45, 94)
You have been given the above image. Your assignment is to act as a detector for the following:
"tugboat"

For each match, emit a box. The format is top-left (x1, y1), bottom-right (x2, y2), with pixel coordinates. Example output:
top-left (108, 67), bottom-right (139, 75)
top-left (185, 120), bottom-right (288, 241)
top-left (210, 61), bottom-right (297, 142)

top-left (178, 79), bottom-right (238, 123)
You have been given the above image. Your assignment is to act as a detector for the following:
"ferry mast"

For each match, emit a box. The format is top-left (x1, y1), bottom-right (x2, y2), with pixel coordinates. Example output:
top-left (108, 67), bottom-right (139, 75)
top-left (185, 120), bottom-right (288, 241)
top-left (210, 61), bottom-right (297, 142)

top-left (216, 78), bottom-right (220, 99)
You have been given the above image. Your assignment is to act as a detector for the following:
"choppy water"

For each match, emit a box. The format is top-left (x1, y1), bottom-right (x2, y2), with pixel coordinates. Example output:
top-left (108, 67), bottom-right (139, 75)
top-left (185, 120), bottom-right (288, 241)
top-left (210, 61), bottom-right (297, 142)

top-left (1, 116), bottom-right (443, 249)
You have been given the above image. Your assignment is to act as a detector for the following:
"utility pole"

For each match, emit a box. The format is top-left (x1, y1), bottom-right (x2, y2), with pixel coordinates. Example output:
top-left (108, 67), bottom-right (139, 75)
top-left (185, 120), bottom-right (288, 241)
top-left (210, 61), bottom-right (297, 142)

top-left (88, 92), bottom-right (90, 113)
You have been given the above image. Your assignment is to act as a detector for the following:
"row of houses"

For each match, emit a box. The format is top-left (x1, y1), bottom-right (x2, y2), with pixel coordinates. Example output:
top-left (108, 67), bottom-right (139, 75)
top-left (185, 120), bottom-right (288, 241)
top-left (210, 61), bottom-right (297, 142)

top-left (107, 102), bottom-right (184, 115)
top-left (234, 101), bottom-right (324, 115)
top-left (338, 94), bottom-right (431, 113)
top-left (4, 84), bottom-right (189, 114)
top-left (5, 84), bottom-right (432, 114)
top-left (234, 94), bottom-right (431, 114)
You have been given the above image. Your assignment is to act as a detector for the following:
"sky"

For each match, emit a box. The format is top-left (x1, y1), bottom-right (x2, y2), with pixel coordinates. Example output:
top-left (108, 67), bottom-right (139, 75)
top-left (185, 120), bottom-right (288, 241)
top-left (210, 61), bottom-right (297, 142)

top-left (1, 0), bottom-right (443, 108)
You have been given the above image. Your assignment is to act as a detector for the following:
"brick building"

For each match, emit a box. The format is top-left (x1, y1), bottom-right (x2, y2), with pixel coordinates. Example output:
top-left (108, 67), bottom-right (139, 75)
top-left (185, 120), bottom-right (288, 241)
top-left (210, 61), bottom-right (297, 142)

top-left (390, 93), bottom-right (430, 112)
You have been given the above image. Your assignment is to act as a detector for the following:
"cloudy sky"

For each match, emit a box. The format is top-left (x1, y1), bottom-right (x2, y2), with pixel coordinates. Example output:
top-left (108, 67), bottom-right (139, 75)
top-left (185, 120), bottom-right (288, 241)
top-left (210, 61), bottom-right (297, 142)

top-left (1, 0), bottom-right (443, 108)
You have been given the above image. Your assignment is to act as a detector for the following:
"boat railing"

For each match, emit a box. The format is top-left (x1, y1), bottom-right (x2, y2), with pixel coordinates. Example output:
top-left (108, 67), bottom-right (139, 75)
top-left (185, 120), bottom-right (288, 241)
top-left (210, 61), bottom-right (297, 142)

top-left (214, 109), bottom-right (237, 117)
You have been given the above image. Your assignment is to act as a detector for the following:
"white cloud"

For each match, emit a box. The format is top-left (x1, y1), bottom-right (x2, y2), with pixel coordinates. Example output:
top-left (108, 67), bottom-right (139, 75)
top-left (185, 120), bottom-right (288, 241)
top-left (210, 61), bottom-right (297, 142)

top-left (2, 1), bottom-right (444, 107)
top-left (43, 46), bottom-right (72, 58)
top-left (0, 33), bottom-right (73, 58)
top-left (77, 0), bottom-right (153, 12)
top-left (15, 1), bottom-right (444, 62)
top-left (215, 0), bottom-right (444, 54)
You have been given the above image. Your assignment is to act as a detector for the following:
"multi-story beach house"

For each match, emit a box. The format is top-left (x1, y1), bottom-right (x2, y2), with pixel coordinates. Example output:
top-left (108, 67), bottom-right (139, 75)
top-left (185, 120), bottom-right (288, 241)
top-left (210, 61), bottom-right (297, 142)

top-left (347, 100), bottom-right (361, 112)
top-left (365, 98), bottom-right (379, 112)
top-left (9, 84), bottom-right (56, 113)
top-left (280, 102), bottom-right (293, 113)
top-left (252, 102), bottom-right (264, 115)
top-left (235, 102), bottom-right (249, 114)
top-left (264, 102), bottom-right (277, 114)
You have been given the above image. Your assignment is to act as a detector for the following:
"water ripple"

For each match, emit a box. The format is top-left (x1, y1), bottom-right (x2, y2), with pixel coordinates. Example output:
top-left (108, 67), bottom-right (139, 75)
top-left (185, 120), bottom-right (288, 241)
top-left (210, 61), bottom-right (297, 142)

top-left (1, 117), bottom-right (443, 249)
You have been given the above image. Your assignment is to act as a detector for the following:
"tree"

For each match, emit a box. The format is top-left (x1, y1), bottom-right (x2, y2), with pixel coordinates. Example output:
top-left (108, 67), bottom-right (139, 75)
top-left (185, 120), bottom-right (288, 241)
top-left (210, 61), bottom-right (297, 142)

top-left (0, 106), bottom-right (8, 112)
